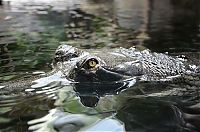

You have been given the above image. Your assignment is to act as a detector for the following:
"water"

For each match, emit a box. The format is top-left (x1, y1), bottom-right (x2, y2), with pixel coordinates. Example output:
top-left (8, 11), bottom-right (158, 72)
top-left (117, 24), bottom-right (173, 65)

top-left (0, 0), bottom-right (200, 131)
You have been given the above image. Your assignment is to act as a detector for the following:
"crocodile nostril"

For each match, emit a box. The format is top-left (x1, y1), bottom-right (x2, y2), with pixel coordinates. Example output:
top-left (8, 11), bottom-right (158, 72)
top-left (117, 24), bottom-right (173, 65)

top-left (54, 56), bottom-right (61, 62)
top-left (60, 54), bottom-right (78, 62)
top-left (55, 51), bottom-right (63, 56)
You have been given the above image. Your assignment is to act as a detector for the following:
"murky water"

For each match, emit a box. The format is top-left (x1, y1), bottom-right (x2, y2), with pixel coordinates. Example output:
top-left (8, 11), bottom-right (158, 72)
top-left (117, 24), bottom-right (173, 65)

top-left (0, 0), bottom-right (200, 131)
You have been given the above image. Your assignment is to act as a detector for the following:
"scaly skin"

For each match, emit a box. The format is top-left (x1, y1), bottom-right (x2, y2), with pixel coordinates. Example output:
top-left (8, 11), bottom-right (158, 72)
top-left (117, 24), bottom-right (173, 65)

top-left (0, 44), bottom-right (199, 94)
top-left (54, 45), bottom-right (199, 83)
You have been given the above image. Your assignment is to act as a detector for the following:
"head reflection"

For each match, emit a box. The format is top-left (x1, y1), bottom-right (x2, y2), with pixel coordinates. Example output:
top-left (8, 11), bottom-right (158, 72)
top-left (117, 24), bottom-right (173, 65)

top-left (73, 78), bottom-right (136, 107)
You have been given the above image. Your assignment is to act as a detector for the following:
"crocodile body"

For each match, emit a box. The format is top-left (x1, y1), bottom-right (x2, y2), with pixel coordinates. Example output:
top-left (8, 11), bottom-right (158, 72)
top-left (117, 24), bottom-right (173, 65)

top-left (0, 44), bottom-right (200, 93)
top-left (53, 45), bottom-right (199, 83)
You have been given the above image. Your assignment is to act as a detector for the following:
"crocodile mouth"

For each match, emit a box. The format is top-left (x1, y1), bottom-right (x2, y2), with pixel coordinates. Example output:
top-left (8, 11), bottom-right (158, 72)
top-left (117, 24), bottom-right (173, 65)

top-left (67, 56), bottom-right (131, 83)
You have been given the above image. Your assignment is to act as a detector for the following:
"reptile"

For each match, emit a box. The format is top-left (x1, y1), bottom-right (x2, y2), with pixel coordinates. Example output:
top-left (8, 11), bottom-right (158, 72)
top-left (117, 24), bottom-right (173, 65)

top-left (0, 44), bottom-right (200, 94)
top-left (52, 45), bottom-right (200, 131)
top-left (53, 44), bottom-right (199, 83)
top-left (1, 44), bottom-right (200, 131)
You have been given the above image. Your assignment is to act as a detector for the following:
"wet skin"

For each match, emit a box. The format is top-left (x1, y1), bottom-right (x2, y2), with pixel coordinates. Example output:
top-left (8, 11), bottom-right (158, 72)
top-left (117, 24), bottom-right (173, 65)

top-left (1, 44), bottom-right (199, 93)
top-left (53, 44), bottom-right (199, 84)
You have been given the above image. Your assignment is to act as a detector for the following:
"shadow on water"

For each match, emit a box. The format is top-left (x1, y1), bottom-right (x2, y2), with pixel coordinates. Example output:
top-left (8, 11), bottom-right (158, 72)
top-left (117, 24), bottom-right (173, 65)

top-left (0, 0), bottom-right (200, 131)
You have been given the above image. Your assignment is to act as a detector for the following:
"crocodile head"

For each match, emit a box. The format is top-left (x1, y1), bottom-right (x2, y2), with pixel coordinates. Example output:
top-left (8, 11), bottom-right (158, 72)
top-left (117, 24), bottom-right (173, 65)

top-left (53, 44), bottom-right (82, 65)
top-left (53, 44), bottom-right (195, 83)
top-left (66, 54), bottom-right (135, 99)
top-left (52, 44), bottom-right (90, 76)
top-left (53, 45), bottom-right (135, 83)
top-left (67, 55), bottom-right (131, 82)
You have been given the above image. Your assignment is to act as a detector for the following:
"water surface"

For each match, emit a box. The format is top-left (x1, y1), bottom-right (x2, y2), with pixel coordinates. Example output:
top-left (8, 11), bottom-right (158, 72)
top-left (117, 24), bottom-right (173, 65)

top-left (0, 0), bottom-right (200, 131)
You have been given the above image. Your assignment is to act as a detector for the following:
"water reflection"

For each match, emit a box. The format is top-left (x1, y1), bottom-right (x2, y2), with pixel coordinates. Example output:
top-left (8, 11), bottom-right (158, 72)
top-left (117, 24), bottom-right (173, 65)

top-left (0, 0), bottom-right (200, 131)
top-left (146, 0), bottom-right (200, 52)
top-left (0, 94), bottom-right (55, 131)
top-left (0, 0), bottom-right (199, 48)
top-left (0, 69), bottom-right (200, 131)
top-left (114, 0), bottom-right (149, 31)
top-left (73, 78), bottom-right (136, 107)
top-left (116, 97), bottom-right (200, 132)
top-left (28, 108), bottom-right (124, 132)
top-left (22, 81), bottom-right (200, 132)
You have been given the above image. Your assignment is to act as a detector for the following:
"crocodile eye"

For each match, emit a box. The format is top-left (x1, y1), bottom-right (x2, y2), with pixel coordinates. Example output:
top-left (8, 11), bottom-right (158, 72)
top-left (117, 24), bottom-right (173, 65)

top-left (88, 60), bottom-right (97, 67)
top-left (82, 58), bottom-right (99, 69)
